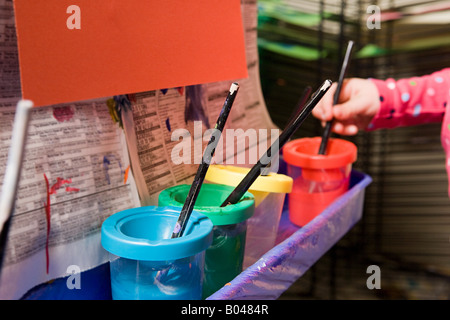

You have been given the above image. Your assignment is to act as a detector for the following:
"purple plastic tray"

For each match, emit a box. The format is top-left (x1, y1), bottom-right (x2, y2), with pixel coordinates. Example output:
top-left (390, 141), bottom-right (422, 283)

top-left (207, 170), bottom-right (372, 300)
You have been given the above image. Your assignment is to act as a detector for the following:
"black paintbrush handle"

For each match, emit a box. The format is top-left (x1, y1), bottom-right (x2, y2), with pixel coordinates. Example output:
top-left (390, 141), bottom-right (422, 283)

top-left (220, 80), bottom-right (332, 207)
top-left (318, 40), bottom-right (354, 155)
top-left (171, 83), bottom-right (239, 238)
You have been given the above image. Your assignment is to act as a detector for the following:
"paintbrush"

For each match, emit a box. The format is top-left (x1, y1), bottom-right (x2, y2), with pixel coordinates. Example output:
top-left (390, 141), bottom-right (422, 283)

top-left (318, 40), bottom-right (354, 155)
top-left (171, 82), bottom-right (239, 238)
top-left (0, 100), bottom-right (33, 274)
top-left (220, 80), bottom-right (332, 207)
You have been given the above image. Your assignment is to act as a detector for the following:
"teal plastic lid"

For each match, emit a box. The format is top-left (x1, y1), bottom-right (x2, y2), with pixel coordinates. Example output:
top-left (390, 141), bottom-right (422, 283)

top-left (101, 206), bottom-right (213, 261)
top-left (158, 184), bottom-right (255, 226)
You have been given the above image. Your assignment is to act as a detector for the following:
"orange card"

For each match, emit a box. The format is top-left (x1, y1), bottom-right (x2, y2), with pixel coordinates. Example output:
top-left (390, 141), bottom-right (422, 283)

top-left (13, 0), bottom-right (247, 107)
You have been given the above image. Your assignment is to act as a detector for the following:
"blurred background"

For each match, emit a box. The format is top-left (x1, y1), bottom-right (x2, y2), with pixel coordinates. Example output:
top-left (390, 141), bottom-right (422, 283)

top-left (256, 0), bottom-right (450, 299)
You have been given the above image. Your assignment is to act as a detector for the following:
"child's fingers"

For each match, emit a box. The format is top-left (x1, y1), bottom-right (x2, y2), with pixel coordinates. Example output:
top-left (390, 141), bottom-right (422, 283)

top-left (332, 122), bottom-right (359, 136)
top-left (312, 83), bottom-right (337, 121)
top-left (332, 94), bottom-right (367, 121)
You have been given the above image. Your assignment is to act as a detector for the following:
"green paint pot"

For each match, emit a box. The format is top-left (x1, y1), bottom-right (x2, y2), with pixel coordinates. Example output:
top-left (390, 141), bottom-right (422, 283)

top-left (158, 183), bottom-right (255, 299)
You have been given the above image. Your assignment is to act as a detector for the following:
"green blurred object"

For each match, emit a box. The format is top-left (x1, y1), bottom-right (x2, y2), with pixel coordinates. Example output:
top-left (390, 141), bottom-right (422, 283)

top-left (258, 38), bottom-right (327, 60)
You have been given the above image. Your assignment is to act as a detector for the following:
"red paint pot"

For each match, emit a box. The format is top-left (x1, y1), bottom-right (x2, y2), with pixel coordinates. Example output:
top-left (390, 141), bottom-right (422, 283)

top-left (283, 137), bottom-right (357, 226)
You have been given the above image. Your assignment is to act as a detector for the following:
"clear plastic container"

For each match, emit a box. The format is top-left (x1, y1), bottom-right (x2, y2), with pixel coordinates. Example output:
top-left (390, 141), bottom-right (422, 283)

top-left (283, 137), bottom-right (357, 226)
top-left (101, 206), bottom-right (213, 300)
top-left (204, 165), bottom-right (293, 268)
top-left (158, 183), bottom-right (255, 298)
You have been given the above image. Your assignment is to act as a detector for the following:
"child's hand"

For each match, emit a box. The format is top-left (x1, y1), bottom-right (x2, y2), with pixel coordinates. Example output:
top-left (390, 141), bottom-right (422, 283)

top-left (312, 78), bottom-right (381, 135)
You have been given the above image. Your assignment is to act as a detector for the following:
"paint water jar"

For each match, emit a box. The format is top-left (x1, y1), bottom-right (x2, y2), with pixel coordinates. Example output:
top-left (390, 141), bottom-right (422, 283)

top-left (158, 183), bottom-right (254, 299)
top-left (283, 137), bottom-right (357, 226)
top-left (101, 206), bottom-right (213, 300)
top-left (205, 165), bottom-right (293, 268)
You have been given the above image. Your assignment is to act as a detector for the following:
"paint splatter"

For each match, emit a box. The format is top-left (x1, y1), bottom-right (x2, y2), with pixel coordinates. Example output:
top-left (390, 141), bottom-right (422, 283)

top-left (127, 94), bottom-right (137, 103)
top-left (65, 186), bottom-right (80, 192)
top-left (124, 165), bottom-right (130, 184)
top-left (173, 222), bottom-right (181, 234)
top-left (49, 177), bottom-right (74, 194)
top-left (103, 154), bottom-right (124, 184)
top-left (185, 85), bottom-right (210, 127)
top-left (107, 95), bottom-right (132, 128)
top-left (42, 175), bottom-right (80, 273)
top-left (106, 98), bottom-right (120, 124)
top-left (114, 95), bottom-right (132, 110)
top-left (53, 106), bottom-right (74, 122)
top-left (103, 156), bottom-right (111, 184)
top-left (165, 117), bottom-right (171, 132)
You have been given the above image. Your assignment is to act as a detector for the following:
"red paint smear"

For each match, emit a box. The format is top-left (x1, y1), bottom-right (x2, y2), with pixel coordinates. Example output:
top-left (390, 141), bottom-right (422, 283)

top-left (43, 174), bottom-right (51, 274)
top-left (42, 176), bottom-right (80, 273)
top-left (52, 106), bottom-right (74, 122)
top-left (127, 93), bottom-right (137, 103)
top-left (50, 177), bottom-right (73, 194)
top-left (65, 186), bottom-right (80, 192)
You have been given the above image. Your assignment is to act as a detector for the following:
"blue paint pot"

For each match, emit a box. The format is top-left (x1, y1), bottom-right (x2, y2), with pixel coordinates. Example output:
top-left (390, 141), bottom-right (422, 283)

top-left (101, 206), bottom-right (213, 300)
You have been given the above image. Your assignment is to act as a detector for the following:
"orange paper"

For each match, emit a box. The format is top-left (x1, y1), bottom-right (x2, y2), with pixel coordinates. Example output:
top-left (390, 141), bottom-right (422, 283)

top-left (13, 0), bottom-right (247, 107)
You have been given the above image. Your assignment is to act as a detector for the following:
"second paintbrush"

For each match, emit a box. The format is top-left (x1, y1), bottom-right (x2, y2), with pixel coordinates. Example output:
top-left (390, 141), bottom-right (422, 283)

top-left (318, 40), bottom-right (354, 155)
top-left (220, 79), bottom-right (332, 207)
top-left (171, 82), bottom-right (239, 238)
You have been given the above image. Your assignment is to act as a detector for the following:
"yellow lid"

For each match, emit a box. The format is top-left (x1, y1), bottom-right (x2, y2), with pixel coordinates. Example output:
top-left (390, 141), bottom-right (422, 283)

top-left (205, 165), bottom-right (293, 194)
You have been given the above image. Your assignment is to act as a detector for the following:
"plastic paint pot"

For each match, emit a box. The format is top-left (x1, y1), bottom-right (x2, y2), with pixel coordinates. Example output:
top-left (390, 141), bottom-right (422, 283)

top-left (101, 206), bottom-right (213, 300)
top-left (158, 183), bottom-right (254, 299)
top-left (204, 165), bottom-right (293, 268)
top-left (283, 137), bottom-right (357, 227)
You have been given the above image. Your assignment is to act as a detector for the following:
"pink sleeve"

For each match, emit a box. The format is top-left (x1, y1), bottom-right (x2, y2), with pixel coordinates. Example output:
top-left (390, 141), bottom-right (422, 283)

top-left (367, 68), bottom-right (450, 130)
top-left (367, 68), bottom-right (450, 198)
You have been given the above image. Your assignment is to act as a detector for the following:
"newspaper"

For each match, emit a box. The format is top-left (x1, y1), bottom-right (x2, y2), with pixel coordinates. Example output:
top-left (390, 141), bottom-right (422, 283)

top-left (0, 0), bottom-right (275, 299)
top-left (0, 98), bottom-right (141, 299)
